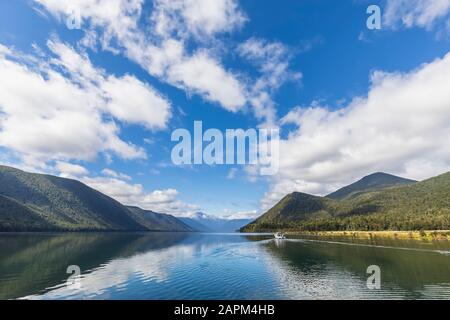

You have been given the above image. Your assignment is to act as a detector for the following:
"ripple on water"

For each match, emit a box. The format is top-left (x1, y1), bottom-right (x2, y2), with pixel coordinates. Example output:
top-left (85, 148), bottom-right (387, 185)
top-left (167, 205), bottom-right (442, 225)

top-left (5, 234), bottom-right (450, 300)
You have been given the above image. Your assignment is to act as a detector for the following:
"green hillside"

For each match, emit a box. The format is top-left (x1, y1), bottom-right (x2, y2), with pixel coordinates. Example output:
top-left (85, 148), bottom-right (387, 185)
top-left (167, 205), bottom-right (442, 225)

top-left (0, 195), bottom-right (54, 231)
top-left (126, 206), bottom-right (194, 232)
top-left (242, 172), bottom-right (450, 232)
top-left (0, 165), bottom-right (193, 232)
top-left (327, 172), bottom-right (416, 200)
top-left (247, 192), bottom-right (340, 226)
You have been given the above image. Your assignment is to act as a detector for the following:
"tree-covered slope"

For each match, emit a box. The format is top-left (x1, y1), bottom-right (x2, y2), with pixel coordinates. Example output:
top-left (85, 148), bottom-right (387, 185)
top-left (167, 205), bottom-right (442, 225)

top-left (327, 172), bottom-right (416, 200)
top-left (242, 192), bottom-right (339, 232)
top-left (0, 165), bottom-right (193, 232)
top-left (0, 195), bottom-right (54, 231)
top-left (248, 192), bottom-right (339, 225)
top-left (126, 206), bottom-right (194, 232)
top-left (338, 172), bottom-right (450, 230)
top-left (242, 172), bottom-right (450, 232)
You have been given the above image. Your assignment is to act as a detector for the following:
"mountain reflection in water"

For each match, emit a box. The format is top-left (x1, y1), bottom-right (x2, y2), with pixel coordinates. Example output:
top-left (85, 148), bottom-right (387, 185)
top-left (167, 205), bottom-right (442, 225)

top-left (0, 233), bottom-right (449, 300)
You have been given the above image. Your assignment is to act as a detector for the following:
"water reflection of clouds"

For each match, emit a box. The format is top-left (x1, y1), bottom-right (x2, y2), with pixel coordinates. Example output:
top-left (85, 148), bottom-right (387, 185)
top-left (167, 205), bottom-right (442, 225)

top-left (20, 236), bottom-right (450, 300)
top-left (24, 244), bottom-right (197, 299)
top-left (23, 235), bottom-right (258, 300)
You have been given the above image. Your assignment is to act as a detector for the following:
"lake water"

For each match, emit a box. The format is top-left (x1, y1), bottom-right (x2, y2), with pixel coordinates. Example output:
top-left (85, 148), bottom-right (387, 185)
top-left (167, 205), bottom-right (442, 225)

top-left (0, 232), bottom-right (449, 300)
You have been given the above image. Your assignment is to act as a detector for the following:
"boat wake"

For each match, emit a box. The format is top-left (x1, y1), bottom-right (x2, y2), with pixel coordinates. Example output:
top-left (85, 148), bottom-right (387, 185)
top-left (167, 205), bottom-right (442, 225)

top-left (282, 238), bottom-right (450, 256)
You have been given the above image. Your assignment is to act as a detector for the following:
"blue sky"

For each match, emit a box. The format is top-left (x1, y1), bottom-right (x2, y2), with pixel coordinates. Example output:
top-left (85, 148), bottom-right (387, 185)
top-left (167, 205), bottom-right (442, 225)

top-left (1, 0), bottom-right (450, 218)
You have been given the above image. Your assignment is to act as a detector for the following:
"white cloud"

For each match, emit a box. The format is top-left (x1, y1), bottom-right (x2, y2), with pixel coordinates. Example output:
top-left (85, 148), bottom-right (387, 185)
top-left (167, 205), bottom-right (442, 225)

top-left (33, 0), bottom-right (144, 43)
top-left (261, 52), bottom-right (450, 210)
top-left (25, 243), bottom-right (197, 299)
top-left (81, 176), bottom-right (143, 200)
top-left (33, 0), bottom-right (248, 113)
top-left (0, 40), bottom-right (171, 164)
top-left (55, 161), bottom-right (89, 178)
top-left (151, 0), bottom-right (246, 39)
top-left (81, 174), bottom-right (200, 216)
top-left (384, 0), bottom-right (450, 29)
top-left (165, 51), bottom-right (246, 112)
top-left (33, 0), bottom-right (299, 123)
top-left (101, 168), bottom-right (132, 181)
top-left (32, 1), bottom-right (303, 125)
top-left (238, 38), bottom-right (301, 124)
top-left (48, 39), bottom-right (172, 130)
top-left (101, 75), bottom-right (171, 130)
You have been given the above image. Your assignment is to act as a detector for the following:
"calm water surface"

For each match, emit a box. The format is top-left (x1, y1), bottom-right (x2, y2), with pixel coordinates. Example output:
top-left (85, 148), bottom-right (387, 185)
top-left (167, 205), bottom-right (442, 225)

top-left (0, 232), bottom-right (449, 300)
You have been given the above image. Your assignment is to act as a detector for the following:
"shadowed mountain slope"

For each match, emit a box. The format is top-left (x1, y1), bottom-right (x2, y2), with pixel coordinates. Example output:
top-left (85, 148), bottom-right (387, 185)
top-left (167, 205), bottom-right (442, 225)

top-left (0, 165), bottom-right (192, 232)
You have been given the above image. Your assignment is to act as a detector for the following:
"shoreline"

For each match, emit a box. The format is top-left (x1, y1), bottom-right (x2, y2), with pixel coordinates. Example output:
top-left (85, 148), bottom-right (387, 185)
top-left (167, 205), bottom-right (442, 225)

top-left (285, 230), bottom-right (450, 241)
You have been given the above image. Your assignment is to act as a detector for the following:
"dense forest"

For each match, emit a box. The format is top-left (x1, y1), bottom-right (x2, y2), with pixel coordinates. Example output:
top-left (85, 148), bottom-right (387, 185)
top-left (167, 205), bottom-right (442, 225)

top-left (242, 172), bottom-right (450, 232)
top-left (0, 165), bottom-right (194, 232)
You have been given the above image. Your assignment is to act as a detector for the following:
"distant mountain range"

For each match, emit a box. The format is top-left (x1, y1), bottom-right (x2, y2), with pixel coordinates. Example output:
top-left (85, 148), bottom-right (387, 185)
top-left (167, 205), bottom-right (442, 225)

top-left (0, 165), bottom-right (193, 232)
top-left (180, 212), bottom-right (252, 233)
top-left (242, 172), bottom-right (450, 232)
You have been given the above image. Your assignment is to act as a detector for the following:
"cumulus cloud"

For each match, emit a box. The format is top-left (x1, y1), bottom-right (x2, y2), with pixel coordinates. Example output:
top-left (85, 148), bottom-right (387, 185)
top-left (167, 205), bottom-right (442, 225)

top-left (32, 0), bottom-right (299, 122)
top-left (0, 40), bottom-right (171, 165)
top-left (33, 0), bottom-right (143, 43)
top-left (55, 161), bottom-right (89, 178)
top-left (48, 39), bottom-right (172, 130)
top-left (261, 52), bottom-right (450, 210)
top-left (384, 0), bottom-right (450, 30)
top-left (151, 0), bottom-right (246, 39)
top-left (101, 168), bottom-right (132, 181)
top-left (81, 176), bottom-right (143, 201)
top-left (165, 51), bottom-right (246, 112)
top-left (238, 38), bottom-right (291, 86)
top-left (81, 173), bottom-right (199, 215)
top-left (102, 75), bottom-right (171, 130)
top-left (33, 0), bottom-right (248, 113)
top-left (238, 38), bottom-right (301, 125)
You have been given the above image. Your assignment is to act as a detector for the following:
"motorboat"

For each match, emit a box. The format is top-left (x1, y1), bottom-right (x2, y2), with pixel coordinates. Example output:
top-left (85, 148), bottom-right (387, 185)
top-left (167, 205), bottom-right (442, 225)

top-left (274, 232), bottom-right (286, 239)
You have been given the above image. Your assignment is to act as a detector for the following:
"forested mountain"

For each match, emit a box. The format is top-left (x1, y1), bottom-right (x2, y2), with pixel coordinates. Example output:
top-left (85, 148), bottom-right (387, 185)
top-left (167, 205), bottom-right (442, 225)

top-left (242, 172), bottom-right (450, 232)
top-left (0, 165), bottom-right (193, 232)
top-left (327, 172), bottom-right (416, 200)
top-left (126, 206), bottom-right (194, 232)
